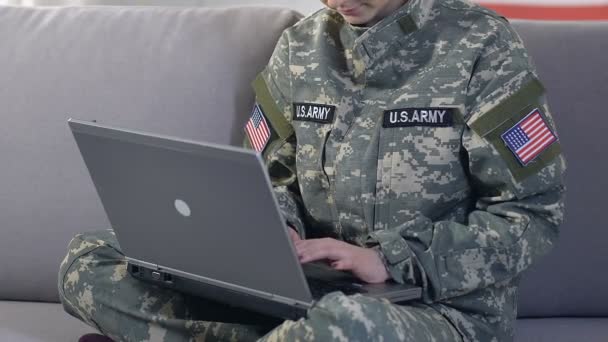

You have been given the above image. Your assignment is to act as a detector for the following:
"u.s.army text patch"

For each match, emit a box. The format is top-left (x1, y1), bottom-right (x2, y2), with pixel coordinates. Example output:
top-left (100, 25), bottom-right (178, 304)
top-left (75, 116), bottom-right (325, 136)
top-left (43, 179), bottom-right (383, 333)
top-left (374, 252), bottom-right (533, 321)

top-left (383, 108), bottom-right (455, 128)
top-left (293, 103), bottom-right (336, 124)
top-left (501, 108), bottom-right (558, 166)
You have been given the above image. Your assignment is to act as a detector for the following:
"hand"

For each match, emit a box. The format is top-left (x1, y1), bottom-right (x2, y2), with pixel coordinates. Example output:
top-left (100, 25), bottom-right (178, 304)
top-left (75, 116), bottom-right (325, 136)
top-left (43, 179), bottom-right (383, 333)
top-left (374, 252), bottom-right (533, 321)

top-left (294, 238), bottom-right (390, 284)
top-left (287, 227), bottom-right (301, 244)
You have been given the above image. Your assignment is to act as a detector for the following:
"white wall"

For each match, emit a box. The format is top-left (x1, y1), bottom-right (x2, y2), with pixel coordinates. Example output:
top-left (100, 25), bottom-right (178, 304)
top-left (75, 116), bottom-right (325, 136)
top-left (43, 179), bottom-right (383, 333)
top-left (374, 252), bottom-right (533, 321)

top-left (0, 0), bottom-right (324, 14)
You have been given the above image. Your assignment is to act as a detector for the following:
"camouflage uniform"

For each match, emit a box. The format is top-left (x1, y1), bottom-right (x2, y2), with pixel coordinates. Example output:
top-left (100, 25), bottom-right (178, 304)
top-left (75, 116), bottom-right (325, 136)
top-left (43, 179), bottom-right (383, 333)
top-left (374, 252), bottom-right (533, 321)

top-left (59, 0), bottom-right (566, 341)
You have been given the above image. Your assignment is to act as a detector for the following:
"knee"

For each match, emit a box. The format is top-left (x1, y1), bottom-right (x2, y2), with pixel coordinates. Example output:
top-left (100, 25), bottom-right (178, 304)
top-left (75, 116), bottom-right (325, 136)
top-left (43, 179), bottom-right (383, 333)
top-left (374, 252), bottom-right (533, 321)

top-left (57, 229), bottom-right (123, 320)
top-left (58, 229), bottom-right (119, 281)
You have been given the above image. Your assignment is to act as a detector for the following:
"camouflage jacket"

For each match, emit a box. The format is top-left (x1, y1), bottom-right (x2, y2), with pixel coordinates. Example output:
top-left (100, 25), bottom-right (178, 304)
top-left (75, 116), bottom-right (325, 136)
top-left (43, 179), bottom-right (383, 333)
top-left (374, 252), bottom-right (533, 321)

top-left (244, 0), bottom-right (566, 341)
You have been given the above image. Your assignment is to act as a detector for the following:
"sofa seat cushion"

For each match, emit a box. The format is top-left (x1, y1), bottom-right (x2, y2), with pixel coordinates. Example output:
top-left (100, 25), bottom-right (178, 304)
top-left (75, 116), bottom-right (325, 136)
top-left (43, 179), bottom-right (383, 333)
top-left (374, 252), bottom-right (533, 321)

top-left (515, 318), bottom-right (608, 342)
top-left (0, 301), bottom-right (94, 342)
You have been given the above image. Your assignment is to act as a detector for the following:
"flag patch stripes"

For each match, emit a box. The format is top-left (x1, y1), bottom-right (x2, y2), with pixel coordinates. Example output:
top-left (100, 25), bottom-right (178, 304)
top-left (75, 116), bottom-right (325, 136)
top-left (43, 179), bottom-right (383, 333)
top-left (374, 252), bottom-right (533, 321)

top-left (245, 104), bottom-right (271, 152)
top-left (501, 108), bottom-right (558, 166)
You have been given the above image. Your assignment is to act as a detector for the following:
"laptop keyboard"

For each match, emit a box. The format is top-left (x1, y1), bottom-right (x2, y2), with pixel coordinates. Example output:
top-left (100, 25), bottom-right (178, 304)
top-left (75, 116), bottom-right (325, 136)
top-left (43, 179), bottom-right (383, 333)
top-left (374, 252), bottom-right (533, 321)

top-left (307, 277), bottom-right (366, 299)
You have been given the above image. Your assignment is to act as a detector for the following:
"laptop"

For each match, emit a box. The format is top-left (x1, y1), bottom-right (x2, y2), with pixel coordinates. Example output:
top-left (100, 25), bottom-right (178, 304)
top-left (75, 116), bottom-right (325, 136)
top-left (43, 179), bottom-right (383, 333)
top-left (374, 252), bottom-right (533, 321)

top-left (68, 118), bottom-right (422, 321)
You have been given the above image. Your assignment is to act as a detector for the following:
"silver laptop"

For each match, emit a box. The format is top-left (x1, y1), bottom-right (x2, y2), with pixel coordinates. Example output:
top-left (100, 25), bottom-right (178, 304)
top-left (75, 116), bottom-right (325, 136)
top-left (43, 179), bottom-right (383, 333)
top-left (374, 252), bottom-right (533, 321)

top-left (68, 118), bottom-right (422, 321)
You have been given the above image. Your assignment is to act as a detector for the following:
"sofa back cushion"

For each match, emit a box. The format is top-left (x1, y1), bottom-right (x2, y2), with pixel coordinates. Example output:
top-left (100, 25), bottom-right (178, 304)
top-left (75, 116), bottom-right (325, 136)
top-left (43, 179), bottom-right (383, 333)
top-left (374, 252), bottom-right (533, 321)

top-left (512, 20), bottom-right (608, 317)
top-left (0, 5), bottom-right (301, 302)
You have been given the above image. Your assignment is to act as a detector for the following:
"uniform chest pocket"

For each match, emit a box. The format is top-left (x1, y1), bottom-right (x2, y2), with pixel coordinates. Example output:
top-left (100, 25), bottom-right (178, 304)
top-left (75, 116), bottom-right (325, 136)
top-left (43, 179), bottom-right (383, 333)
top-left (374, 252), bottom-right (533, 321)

top-left (294, 122), bottom-right (332, 187)
top-left (374, 111), bottom-right (469, 226)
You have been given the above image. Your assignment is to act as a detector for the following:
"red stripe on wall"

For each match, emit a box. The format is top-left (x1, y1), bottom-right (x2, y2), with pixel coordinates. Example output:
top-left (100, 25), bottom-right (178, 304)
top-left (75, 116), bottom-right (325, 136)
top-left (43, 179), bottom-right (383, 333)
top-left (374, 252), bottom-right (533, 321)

top-left (477, 4), bottom-right (608, 20)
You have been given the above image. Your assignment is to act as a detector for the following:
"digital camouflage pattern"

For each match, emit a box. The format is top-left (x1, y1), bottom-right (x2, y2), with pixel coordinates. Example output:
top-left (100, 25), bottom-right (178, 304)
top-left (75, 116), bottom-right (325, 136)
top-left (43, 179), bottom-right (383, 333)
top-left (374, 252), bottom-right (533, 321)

top-left (59, 0), bottom-right (566, 341)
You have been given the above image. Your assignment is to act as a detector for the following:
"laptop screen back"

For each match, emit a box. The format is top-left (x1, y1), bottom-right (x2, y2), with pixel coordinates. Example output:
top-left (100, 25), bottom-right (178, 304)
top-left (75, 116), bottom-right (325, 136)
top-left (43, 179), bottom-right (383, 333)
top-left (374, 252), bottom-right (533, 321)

top-left (69, 120), bottom-right (312, 302)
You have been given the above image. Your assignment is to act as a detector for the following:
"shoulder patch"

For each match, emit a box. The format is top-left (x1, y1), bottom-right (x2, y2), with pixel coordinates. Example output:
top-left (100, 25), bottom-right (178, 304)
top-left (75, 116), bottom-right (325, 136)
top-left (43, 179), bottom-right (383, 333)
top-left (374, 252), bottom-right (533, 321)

top-left (475, 104), bottom-right (562, 182)
top-left (244, 103), bottom-right (271, 152)
top-left (501, 108), bottom-right (558, 166)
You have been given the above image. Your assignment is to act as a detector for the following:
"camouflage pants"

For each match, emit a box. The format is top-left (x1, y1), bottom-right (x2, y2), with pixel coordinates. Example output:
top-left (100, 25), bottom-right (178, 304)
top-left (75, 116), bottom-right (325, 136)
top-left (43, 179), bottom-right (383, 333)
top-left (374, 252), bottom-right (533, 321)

top-left (58, 229), bottom-right (463, 342)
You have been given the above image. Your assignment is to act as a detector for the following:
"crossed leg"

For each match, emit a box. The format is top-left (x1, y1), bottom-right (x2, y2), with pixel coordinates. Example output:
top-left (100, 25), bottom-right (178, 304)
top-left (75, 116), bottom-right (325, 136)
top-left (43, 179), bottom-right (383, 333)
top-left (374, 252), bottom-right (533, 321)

top-left (59, 229), bottom-right (462, 342)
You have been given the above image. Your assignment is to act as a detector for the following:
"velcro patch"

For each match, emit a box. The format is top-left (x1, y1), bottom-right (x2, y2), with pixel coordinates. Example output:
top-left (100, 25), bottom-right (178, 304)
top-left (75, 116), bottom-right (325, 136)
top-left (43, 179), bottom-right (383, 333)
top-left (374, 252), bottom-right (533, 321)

top-left (501, 108), bottom-right (558, 166)
top-left (383, 108), bottom-right (455, 128)
top-left (244, 103), bottom-right (271, 152)
top-left (293, 103), bottom-right (336, 124)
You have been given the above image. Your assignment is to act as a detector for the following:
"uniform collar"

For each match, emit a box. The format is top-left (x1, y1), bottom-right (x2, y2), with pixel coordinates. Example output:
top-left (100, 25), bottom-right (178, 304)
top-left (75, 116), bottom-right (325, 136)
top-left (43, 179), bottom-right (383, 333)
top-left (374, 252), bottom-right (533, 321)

top-left (348, 0), bottom-right (436, 62)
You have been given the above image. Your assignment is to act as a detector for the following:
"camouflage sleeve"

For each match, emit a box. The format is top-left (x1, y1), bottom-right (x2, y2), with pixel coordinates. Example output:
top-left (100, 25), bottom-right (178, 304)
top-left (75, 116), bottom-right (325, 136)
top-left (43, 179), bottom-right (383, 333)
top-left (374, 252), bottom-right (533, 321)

top-left (367, 20), bottom-right (566, 303)
top-left (244, 32), bottom-right (308, 238)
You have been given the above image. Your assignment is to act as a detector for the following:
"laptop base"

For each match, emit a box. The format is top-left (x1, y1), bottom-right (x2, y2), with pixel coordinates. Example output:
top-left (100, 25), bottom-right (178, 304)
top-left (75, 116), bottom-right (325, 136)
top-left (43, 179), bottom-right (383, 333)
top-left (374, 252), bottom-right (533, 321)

top-left (129, 262), bottom-right (423, 322)
top-left (128, 263), bottom-right (305, 322)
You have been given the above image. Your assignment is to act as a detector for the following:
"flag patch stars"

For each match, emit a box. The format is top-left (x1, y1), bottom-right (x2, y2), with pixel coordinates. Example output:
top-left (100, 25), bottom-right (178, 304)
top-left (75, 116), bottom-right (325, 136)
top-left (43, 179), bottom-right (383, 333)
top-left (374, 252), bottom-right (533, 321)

top-left (245, 103), bottom-right (271, 152)
top-left (501, 108), bottom-right (558, 166)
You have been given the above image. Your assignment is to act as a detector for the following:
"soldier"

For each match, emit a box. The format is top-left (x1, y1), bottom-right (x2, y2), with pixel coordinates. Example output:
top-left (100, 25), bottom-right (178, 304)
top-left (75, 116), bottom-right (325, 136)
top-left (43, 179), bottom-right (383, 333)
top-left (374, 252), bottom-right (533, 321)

top-left (60, 0), bottom-right (566, 341)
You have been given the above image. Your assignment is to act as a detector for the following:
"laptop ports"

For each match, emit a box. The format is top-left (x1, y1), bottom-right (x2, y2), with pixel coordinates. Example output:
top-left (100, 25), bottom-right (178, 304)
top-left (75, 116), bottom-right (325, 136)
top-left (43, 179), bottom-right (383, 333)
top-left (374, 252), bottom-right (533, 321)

top-left (130, 264), bottom-right (140, 275)
top-left (163, 273), bottom-right (173, 283)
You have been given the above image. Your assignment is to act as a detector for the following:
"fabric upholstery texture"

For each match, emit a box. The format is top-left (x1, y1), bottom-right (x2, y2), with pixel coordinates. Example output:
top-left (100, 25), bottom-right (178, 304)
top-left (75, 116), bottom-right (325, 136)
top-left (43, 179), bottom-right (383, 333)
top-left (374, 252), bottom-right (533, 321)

top-left (0, 5), bottom-right (302, 302)
top-left (0, 301), bottom-right (94, 342)
top-left (511, 20), bottom-right (608, 318)
top-left (515, 318), bottom-right (608, 342)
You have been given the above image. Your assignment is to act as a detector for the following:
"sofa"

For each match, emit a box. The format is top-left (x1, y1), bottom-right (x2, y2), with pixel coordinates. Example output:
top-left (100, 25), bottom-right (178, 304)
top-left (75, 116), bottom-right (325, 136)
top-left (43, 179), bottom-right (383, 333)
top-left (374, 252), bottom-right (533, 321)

top-left (0, 4), bottom-right (606, 342)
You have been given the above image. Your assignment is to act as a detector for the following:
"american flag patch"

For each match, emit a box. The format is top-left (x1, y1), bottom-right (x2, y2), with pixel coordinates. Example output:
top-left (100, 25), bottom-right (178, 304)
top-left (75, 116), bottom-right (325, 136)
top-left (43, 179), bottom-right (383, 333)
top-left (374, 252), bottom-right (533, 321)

top-left (244, 104), bottom-right (271, 152)
top-left (501, 108), bottom-right (558, 166)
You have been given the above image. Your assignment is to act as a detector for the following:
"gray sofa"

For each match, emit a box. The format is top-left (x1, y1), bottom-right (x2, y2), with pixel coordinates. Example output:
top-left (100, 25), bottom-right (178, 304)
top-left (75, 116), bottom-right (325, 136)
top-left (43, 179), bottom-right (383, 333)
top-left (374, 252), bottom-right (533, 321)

top-left (0, 5), bottom-right (606, 342)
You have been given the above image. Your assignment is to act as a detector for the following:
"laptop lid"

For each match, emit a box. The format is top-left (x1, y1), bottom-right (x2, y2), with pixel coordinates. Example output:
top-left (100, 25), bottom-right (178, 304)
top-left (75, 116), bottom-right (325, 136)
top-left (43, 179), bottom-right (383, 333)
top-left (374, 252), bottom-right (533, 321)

top-left (68, 119), bottom-right (313, 303)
